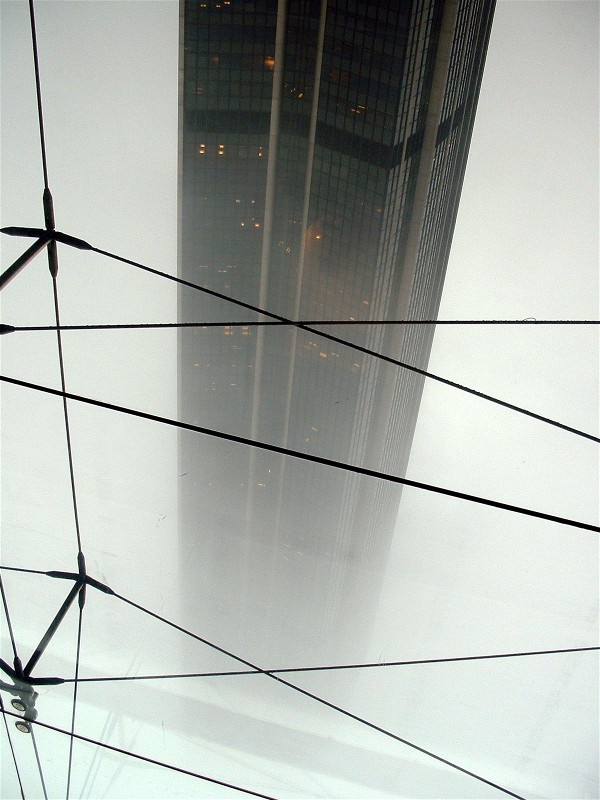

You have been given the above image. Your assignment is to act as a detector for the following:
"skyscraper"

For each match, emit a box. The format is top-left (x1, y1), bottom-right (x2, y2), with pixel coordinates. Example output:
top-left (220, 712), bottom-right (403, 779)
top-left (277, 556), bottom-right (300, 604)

top-left (178, 0), bottom-right (494, 663)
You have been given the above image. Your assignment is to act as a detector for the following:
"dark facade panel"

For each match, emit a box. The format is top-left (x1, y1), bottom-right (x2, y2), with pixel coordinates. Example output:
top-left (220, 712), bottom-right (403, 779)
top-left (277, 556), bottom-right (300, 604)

top-left (178, 0), bottom-right (495, 663)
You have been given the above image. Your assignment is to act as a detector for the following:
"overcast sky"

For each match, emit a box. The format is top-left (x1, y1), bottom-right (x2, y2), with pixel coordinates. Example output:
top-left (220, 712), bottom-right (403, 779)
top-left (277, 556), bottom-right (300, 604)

top-left (1, 1), bottom-right (598, 798)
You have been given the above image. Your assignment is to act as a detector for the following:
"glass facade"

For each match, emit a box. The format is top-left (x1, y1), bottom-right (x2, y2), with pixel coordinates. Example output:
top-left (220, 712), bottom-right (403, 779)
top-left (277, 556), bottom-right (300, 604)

top-left (179, 0), bottom-right (494, 662)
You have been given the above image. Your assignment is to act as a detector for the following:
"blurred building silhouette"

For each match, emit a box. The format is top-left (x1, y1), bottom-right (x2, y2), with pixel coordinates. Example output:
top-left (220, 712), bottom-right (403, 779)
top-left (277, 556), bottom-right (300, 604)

top-left (178, 0), bottom-right (494, 662)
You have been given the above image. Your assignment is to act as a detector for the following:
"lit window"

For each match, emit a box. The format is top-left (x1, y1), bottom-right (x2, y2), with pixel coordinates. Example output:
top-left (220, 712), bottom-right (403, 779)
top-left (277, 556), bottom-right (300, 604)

top-left (264, 56), bottom-right (275, 70)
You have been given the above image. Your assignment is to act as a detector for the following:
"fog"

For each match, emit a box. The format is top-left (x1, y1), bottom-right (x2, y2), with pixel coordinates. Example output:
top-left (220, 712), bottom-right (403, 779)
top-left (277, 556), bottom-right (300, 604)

top-left (1, 1), bottom-right (598, 798)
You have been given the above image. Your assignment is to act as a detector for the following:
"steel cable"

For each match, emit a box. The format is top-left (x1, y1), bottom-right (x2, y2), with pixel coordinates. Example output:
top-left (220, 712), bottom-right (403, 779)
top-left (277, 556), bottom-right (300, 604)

top-left (6, 318), bottom-right (600, 333)
top-left (31, 727), bottom-right (49, 800)
top-left (110, 589), bottom-right (527, 800)
top-left (0, 573), bottom-right (19, 662)
top-left (65, 603), bottom-right (83, 800)
top-left (0, 695), bottom-right (26, 799)
top-left (55, 645), bottom-right (599, 684)
top-left (0, 707), bottom-right (278, 800)
top-left (51, 277), bottom-right (83, 553)
top-left (1, 374), bottom-right (598, 532)
top-left (88, 244), bottom-right (599, 444)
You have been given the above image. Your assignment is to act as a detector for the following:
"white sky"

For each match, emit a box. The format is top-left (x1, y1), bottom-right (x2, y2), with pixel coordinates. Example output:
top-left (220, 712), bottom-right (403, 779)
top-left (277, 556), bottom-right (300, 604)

top-left (1, 1), bottom-right (598, 798)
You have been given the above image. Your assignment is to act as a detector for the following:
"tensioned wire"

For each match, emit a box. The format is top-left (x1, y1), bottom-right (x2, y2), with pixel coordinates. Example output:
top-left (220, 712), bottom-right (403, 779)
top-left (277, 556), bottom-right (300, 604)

top-left (52, 646), bottom-right (599, 684)
top-left (6, 318), bottom-right (600, 331)
top-left (1, 566), bottom-right (597, 683)
top-left (108, 588), bottom-right (526, 799)
top-left (51, 277), bottom-right (84, 554)
top-left (24, 0), bottom-right (84, 555)
top-left (0, 573), bottom-right (19, 662)
top-left (1, 231), bottom-right (597, 442)
top-left (0, 580), bottom-right (26, 799)
top-left (0, 570), bottom-right (49, 800)
top-left (5, 4), bottom-right (592, 795)
top-left (0, 563), bottom-right (586, 797)
top-left (4, 318), bottom-right (598, 441)
top-left (0, 707), bottom-right (278, 800)
top-left (1, 373), bottom-right (598, 532)
top-left (0, 579), bottom-right (528, 799)
top-left (0, 695), bottom-right (26, 800)
top-left (88, 242), bottom-right (600, 443)
top-left (27, 0), bottom-right (49, 190)
top-left (31, 728), bottom-right (49, 800)
top-left (25, 2), bottom-right (86, 794)
top-left (65, 603), bottom-right (83, 800)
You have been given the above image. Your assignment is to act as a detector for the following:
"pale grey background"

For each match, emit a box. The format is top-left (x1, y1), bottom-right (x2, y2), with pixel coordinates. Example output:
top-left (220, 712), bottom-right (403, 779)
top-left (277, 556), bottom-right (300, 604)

top-left (1, 1), bottom-right (598, 797)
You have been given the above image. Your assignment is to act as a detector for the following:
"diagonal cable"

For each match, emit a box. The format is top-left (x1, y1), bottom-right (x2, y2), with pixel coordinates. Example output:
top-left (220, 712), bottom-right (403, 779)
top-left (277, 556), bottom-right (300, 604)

top-left (55, 645), bottom-right (599, 684)
top-left (0, 572), bottom-right (19, 662)
top-left (27, 0), bottom-right (84, 557)
top-left (1, 374), bottom-right (598, 532)
top-left (31, 727), bottom-right (49, 800)
top-left (0, 229), bottom-right (596, 441)
top-left (0, 566), bottom-right (49, 577)
top-left (0, 695), bottom-right (26, 799)
top-left (4, 318), bottom-right (600, 334)
top-left (51, 276), bottom-right (83, 553)
top-left (27, 0), bottom-right (49, 190)
top-left (66, 601), bottom-right (83, 800)
top-left (110, 589), bottom-right (526, 799)
top-left (1, 566), bottom-right (594, 684)
top-left (1, 708), bottom-right (279, 800)
top-left (88, 243), bottom-right (599, 444)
